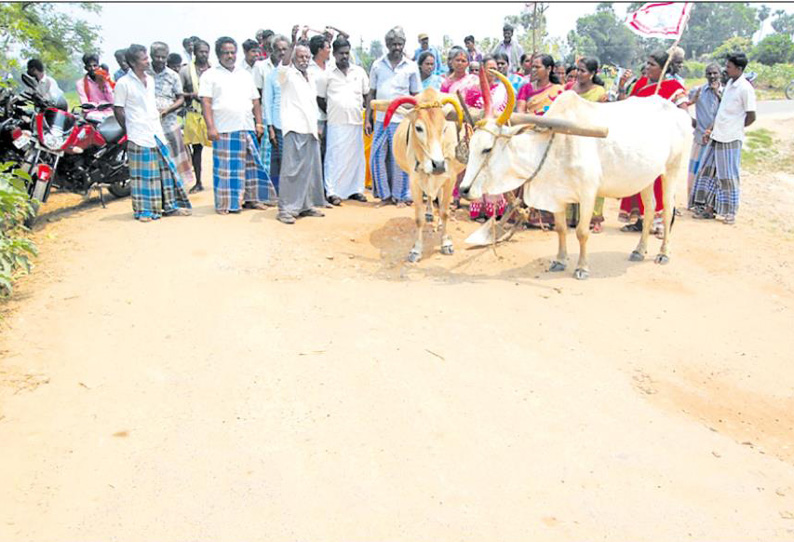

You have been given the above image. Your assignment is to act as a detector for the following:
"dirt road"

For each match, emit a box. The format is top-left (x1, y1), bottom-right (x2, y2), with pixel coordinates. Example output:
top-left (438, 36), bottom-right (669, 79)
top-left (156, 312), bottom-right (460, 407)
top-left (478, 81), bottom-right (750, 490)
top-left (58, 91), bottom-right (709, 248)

top-left (2, 114), bottom-right (794, 541)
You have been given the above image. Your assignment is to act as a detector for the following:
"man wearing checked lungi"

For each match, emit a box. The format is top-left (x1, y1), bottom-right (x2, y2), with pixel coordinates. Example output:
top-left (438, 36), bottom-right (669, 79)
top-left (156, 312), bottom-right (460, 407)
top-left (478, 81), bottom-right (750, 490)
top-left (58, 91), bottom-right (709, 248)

top-left (199, 36), bottom-right (277, 214)
top-left (113, 44), bottom-right (191, 223)
top-left (691, 52), bottom-right (756, 226)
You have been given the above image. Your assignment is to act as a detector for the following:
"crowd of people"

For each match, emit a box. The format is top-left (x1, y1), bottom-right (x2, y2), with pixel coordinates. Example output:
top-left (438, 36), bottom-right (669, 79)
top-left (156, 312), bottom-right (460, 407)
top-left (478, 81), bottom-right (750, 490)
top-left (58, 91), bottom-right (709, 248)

top-left (26, 22), bottom-right (757, 229)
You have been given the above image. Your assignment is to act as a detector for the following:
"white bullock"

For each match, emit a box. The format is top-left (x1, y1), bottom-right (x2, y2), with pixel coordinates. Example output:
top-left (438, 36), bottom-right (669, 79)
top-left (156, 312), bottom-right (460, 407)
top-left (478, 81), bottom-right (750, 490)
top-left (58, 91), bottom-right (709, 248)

top-left (459, 71), bottom-right (691, 280)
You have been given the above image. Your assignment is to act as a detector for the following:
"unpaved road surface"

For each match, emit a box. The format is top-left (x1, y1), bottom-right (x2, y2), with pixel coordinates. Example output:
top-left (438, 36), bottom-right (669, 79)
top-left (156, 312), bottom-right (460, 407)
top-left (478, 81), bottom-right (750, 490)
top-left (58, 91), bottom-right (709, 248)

top-left (2, 115), bottom-right (794, 541)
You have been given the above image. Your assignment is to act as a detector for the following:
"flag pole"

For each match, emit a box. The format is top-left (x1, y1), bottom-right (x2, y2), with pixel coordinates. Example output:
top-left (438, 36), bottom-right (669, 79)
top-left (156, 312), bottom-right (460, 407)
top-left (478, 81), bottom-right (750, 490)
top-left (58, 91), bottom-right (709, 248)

top-left (654, 3), bottom-right (693, 96)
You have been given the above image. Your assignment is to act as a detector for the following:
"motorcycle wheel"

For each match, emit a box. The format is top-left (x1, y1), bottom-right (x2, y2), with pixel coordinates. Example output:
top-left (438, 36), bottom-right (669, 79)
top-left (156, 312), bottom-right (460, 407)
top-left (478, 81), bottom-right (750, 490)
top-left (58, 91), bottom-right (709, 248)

top-left (786, 81), bottom-right (794, 100)
top-left (23, 199), bottom-right (40, 229)
top-left (107, 179), bottom-right (131, 198)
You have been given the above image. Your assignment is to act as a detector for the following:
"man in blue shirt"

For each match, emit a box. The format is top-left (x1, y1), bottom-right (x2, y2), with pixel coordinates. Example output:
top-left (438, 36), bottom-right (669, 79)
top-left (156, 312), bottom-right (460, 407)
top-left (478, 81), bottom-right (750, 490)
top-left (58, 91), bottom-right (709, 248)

top-left (686, 63), bottom-right (722, 203)
top-left (413, 33), bottom-right (443, 76)
top-left (263, 35), bottom-right (289, 192)
top-left (365, 26), bottom-right (420, 206)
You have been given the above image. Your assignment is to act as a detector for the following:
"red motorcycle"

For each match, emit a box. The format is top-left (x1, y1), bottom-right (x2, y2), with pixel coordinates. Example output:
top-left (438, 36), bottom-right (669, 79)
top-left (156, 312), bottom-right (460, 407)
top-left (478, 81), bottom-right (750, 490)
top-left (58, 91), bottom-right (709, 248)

top-left (17, 73), bottom-right (131, 225)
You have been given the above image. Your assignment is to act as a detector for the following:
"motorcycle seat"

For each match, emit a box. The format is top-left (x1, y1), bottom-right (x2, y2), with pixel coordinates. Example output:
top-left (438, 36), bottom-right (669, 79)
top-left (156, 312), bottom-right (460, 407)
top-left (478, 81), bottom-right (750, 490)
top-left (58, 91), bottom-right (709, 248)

top-left (98, 115), bottom-right (124, 144)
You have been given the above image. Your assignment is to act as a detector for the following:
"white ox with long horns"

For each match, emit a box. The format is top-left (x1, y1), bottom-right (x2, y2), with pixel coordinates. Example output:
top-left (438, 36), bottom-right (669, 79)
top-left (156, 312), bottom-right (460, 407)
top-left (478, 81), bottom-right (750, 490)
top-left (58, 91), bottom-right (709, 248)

top-left (458, 70), bottom-right (692, 280)
top-left (372, 87), bottom-right (466, 263)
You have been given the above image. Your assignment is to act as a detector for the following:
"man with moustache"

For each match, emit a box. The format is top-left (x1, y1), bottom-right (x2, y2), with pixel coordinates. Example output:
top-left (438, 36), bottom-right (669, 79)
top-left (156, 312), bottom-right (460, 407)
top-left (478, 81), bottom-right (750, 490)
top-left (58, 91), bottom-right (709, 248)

top-left (274, 25), bottom-right (326, 224)
top-left (365, 26), bottom-right (420, 206)
top-left (150, 42), bottom-right (196, 190)
top-left (317, 37), bottom-right (369, 205)
top-left (686, 63), bottom-right (723, 204)
top-left (199, 36), bottom-right (276, 214)
top-left (180, 39), bottom-right (212, 192)
top-left (114, 44), bottom-right (191, 222)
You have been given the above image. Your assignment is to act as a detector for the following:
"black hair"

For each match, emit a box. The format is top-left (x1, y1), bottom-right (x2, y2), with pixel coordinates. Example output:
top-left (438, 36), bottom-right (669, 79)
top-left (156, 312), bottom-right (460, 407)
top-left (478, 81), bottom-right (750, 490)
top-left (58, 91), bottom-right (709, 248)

top-left (114, 48), bottom-right (127, 60)
top-left (124, 44), bottom-right (147, 67)
top-left (214, 36), bottom-right (237, 57)
top-left (27, 58), bottom-right (44, 73)
top-left (649, 50), bottom-right (670, 74)
top-left (464, 35), bottom-right (475, 43)
top-left (578, 56), bottom-right (605, 87)
top-left (536, 54), bottom-right (560, 84)
top-left (242, 39), bottom-right (259, 54)
top-left (332, 37), bottom-right (351, 52)
top-left (519, 52), bottom-right (531, 65)
top-left (82, 52), bottom-right (99, 67)
top-left (565, 64), bottom-right (577, 76)
top-left (194, 39), bottom-right (210, 53)
top-left (167, 53), bottom-right (182, 67)
top-left (493, 52), bottom-right (509, 64)
top-left (726, 52), bottom-right (748, 70)
top-left (309, 35), bottom-right (329, 56)
top-left (418, 51), bottom-right (435, 71)
top-left (182, 37), bottom-right (192, 49)
top-left (503, 24), bottom-right (514, 31)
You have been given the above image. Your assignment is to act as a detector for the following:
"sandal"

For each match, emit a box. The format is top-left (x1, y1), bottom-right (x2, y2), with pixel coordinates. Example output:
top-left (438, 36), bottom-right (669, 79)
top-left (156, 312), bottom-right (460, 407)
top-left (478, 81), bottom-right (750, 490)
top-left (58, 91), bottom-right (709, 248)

top-left (693, 208), bottom-right (715, 220)
top-left (723, 214), bottom-right (736, 225)
top-left (620, 220), bottom-right (643, 233)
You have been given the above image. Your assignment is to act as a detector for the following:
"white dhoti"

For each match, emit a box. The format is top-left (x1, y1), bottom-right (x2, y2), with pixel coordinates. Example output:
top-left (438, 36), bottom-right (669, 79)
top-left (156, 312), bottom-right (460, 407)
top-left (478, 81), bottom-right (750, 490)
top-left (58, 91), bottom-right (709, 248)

top-left (324, 123), bottom-right (365, 199)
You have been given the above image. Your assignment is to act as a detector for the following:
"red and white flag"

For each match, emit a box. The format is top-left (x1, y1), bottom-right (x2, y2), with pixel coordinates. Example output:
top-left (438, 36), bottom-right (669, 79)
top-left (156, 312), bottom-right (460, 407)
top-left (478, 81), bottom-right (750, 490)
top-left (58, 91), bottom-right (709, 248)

top-left (625, 2), bottom-right (693, 40)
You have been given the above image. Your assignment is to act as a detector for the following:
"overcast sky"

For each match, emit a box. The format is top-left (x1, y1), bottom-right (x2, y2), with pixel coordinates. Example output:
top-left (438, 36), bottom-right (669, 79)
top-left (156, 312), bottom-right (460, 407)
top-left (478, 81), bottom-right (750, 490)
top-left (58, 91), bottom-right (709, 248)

top-left (77, 1), bottom-right (794, 65)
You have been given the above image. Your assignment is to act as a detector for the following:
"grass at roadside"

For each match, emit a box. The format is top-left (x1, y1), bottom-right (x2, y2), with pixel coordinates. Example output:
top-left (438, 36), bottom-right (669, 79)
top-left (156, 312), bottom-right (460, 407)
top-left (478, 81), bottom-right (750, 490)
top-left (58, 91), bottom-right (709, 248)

top-left (742, 129), bottom-right (776, 170)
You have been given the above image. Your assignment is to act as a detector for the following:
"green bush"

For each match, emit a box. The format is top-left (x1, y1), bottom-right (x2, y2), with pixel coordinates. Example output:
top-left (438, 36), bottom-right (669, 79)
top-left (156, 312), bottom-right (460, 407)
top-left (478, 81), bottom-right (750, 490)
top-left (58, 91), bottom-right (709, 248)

top-left (0, 163), bottom-right (37, 295)
top-left (682, 60), bottom-right (707, 78)
top-left (748, 62), bottom-right (794, 91)
top-left (753, 34), bottom-right (794, 66)
top-left (711, 37), bottom-right (753, 62)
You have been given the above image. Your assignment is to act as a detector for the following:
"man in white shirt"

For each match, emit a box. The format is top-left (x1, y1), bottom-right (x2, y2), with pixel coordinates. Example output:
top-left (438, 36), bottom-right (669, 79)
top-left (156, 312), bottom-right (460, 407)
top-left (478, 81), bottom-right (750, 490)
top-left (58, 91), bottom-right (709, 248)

top-left (691, 52), bottom-right (756, 225)
top-left (26, 59), bottom-right (63, 104)
top-left (113, 44), bottom-right (191, 222)
top-left (274, 26), bottom-right (326, 225)
top-left (199, 36), bottom-right (276, 214)
top-left (317, 37), bottom-right (369, 205)
top-left (307, 34), bottom-right (335, 170)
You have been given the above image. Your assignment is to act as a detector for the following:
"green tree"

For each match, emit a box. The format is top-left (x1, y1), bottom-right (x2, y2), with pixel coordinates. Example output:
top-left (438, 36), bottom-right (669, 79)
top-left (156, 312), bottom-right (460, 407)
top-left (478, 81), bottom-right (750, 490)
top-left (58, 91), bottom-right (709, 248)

top-left (771, 9), bottom-right (794, 36)
top-left (572, 3), bottom-right (638, 67)
top-left (505, 2), bottom-right (549, 54)
top-left (369, 40), bottom-right (383, 62)
top-left (0, 2), bottom-right (102, 82)
top-left (711, 36), bottom-right (753, 61)
top-left (0, 164), bottom-right (37, 295)
top-left (753, 33), bottom-right (794, 65)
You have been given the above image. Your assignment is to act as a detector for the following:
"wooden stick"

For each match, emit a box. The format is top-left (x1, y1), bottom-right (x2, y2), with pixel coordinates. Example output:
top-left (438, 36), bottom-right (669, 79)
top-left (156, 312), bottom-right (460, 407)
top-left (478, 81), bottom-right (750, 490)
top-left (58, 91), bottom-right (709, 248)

top-left (654, 4), bottom-right (694, 96)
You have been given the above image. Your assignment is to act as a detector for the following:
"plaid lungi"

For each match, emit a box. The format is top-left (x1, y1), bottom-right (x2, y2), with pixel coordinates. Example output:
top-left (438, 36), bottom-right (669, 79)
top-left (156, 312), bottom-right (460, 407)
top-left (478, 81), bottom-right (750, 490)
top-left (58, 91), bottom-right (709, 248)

top-left (128, 137), bottom-right (192, 220)
top-left (370, 120), bottom-right (410, 202)
top-left (691, 139), bottom-right (742, 216)
top-left (212, 130), bottom-right (277, 212)
top-left (163, 125), bottom-right (196, 186)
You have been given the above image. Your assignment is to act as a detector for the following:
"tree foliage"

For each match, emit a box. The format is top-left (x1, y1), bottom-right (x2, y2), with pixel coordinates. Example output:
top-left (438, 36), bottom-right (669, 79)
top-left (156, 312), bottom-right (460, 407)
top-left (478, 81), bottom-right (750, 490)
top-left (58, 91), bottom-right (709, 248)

top-left (0, 164), bottom-right (37, 295)
top-left (711, 36), bottom-right (753, 62)
top-left (772, 9), bottom-right (794, 36)
top-left (753, 33), bottom-right (794, 66)
top-left (505, 2), bottom-right (549, 54)
top-left (0, 2), bottom-right (101, 82)
top-left (569, 3), bottom-right (637, 67)
top-left (676, 3), bottom-right (760, 60)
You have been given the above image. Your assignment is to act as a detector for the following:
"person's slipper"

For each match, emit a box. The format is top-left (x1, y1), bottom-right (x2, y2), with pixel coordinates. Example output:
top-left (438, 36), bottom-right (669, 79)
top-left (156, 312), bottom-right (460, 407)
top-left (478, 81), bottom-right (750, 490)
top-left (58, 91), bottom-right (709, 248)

top-left (349, 193), bottom-right (367, 202)
top-left (277, 213), bottom-right (296, 224)
top-left (328, 195), bottom-right (342, 206)
top-left (620, 220), bottom-right (643, 233)
top-left (693, 209), bottom-right (715, 220)
top-left (723, 214), bottom-right (736, 225)
top-left (189, 184), bottom-right (204, 194)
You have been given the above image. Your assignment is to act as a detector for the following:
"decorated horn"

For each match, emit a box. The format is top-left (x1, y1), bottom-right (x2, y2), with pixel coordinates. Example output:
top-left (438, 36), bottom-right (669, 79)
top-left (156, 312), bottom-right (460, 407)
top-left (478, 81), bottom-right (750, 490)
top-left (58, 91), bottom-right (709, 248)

top-left (478, 66), bottom-right (492, 118)
top-left (509, 114), bottom-right (609, 138)
top-left (382, 96), bottom-right (418, 126)
top-left (489, 69), bottom-right (516, 126)
top-left (440, 96), bottom-right (464, 126)
top-left (369, 99), bottom-right (394, 112)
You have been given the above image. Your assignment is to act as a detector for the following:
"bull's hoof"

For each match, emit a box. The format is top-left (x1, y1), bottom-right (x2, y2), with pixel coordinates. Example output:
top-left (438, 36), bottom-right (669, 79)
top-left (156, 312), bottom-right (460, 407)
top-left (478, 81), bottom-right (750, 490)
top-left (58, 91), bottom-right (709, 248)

top-left (425, 213), bottom-right (434, 223)
top-left (440, 244), bottom-right (454, 256)
top-left (573, 268), bottom-right (589, 280)
top-left (629, 250), bottom-right (645, 262)
top-left (655, 254), bottom-right (670, 265)
top-left (549, 260), bottom-right (567, 272)
top-left (407, 250), bottom-right (421, 263)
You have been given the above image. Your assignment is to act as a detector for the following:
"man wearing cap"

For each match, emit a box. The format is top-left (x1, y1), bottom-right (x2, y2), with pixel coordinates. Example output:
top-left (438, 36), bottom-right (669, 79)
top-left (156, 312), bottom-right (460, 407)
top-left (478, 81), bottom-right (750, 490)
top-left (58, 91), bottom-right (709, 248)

top-left (492, 24), bottom-right (524, 73)
top-left (413, 33), bottom-right (443, 75)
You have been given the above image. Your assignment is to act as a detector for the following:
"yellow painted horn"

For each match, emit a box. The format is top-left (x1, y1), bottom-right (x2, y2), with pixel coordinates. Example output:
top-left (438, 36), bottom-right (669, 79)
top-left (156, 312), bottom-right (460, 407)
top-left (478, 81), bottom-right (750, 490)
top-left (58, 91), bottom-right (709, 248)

top-left (488, 68), bottom-right (516, 127)
top-left (440, 96), bottom-right (463, 125)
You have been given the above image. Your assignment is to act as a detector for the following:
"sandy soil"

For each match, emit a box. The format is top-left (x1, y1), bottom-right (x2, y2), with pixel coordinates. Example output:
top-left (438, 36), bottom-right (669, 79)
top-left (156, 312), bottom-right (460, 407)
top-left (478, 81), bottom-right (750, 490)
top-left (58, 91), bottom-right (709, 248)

top-left (2, 114), bottom-right (794, 541)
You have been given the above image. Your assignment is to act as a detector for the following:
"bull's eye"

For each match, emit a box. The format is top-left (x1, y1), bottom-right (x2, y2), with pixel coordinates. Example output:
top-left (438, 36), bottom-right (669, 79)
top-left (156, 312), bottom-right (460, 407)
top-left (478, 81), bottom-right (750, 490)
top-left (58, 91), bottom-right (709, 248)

top-left (416, 125), bottom-right (424, 133)
top-left (482, 147), bottom-right (492, 154)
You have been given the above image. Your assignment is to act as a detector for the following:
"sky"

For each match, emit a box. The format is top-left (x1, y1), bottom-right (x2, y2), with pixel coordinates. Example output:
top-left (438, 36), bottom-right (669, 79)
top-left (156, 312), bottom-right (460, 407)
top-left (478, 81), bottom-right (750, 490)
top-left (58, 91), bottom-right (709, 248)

top-left (72, 1), bottom-right (794, 66)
